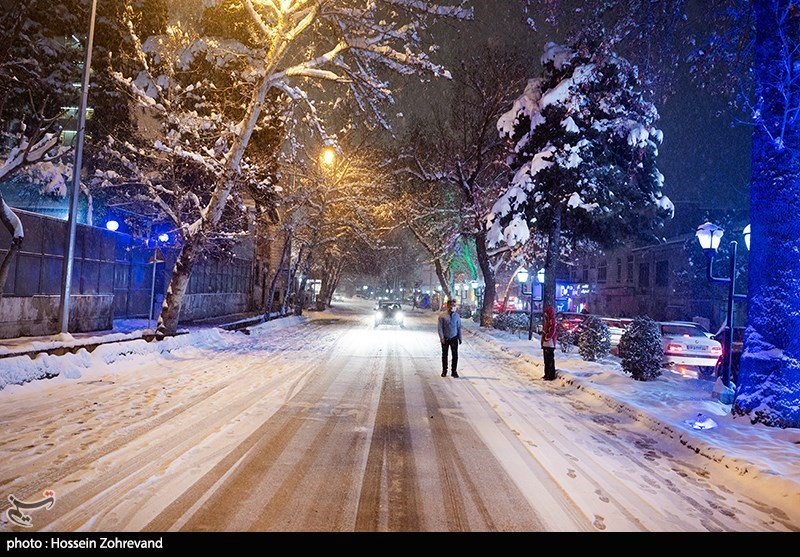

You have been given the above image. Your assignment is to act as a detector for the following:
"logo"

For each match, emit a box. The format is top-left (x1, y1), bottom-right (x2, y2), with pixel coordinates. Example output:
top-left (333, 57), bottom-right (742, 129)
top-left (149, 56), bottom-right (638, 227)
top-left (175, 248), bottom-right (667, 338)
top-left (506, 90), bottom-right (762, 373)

top-left (5, 491), bottom-right (55, 528)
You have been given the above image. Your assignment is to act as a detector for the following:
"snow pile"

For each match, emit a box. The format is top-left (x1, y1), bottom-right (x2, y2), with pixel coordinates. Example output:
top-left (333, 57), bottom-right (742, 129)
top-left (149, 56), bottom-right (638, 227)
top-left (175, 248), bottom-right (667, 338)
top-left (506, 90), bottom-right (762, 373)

top-left (0, 328), bottom-right (227, 390)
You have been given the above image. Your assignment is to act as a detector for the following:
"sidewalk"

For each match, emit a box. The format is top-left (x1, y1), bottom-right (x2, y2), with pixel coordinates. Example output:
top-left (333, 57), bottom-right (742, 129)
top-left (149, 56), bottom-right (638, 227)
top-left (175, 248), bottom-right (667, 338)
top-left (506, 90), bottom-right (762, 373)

top-left (459, 317), bottom-right (800, 516)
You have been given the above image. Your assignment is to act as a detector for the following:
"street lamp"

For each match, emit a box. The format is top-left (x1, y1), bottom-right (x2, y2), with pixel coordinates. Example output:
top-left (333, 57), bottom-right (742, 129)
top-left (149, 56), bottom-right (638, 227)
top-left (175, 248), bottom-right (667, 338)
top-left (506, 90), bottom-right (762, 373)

top-left (695, 222), bottom-right (749, 390)
top-left (516, 268), bottom-right (543, 341)
top-left (321, 147), bottom-right (336, 167)
top-left (59, 0), bottom-right (98, 334)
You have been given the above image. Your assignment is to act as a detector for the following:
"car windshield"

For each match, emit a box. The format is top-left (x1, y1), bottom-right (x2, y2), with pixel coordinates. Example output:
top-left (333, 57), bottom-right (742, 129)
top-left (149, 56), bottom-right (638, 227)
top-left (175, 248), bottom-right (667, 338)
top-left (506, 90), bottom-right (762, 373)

top-left (661, 324), bottom-right (707, 338)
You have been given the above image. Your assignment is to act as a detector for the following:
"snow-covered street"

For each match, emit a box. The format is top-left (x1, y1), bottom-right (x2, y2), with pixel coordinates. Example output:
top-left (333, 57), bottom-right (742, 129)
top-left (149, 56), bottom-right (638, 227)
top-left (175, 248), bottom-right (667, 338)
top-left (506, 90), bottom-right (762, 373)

top-left (0, 299), bottom-right (796, 532)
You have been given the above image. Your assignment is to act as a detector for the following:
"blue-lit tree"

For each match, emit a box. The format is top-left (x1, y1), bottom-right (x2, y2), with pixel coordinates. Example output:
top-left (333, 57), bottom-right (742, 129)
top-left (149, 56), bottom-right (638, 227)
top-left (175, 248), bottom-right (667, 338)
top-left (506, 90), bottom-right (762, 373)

top-left (733, 1), bottom-right (800, 428)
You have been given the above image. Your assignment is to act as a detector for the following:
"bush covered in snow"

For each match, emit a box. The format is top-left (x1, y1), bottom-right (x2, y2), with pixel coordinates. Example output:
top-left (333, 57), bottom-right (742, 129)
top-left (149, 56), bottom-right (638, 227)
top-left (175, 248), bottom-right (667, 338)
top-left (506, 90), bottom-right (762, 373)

top-left (617, 315), bottom-right (663, 381)
top-left (578, 315), bottom-right (611, 361)
top-left (492, 312), bottom-right (530, 335)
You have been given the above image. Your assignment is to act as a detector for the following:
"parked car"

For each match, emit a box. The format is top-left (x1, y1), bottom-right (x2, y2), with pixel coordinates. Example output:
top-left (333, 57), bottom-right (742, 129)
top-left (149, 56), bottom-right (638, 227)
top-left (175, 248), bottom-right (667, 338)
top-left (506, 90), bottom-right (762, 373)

top-left (600, 317), bottom-right (633, 354)
top-left (374, 301), bottom-right (405, 328)
top-left (556, 312), bottom-right (588, 352)
top-left (668, 320), bottom-right (715, 339)
top-left (659, 321), bottom-right (722, 375)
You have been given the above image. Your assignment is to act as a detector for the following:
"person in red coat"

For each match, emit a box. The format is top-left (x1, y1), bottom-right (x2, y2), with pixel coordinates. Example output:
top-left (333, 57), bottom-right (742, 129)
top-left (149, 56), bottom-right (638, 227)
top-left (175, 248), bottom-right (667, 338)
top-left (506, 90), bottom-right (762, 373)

top-left (541, 306), bottom-right (558, 380)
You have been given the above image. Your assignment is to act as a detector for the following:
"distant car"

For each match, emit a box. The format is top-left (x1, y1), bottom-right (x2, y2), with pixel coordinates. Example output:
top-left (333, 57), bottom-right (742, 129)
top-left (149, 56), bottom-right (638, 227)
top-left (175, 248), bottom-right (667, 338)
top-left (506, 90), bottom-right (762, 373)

top-left (660, 321), bottom-right (722, 375)
top-left (374, 301), bottom-right (405, 328)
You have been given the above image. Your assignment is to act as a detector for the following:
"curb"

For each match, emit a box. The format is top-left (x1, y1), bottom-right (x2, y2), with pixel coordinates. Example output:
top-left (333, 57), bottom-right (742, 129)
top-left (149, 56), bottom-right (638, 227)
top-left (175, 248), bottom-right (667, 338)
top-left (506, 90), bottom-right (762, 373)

top-left (465, 325), bottom-right (783, 484)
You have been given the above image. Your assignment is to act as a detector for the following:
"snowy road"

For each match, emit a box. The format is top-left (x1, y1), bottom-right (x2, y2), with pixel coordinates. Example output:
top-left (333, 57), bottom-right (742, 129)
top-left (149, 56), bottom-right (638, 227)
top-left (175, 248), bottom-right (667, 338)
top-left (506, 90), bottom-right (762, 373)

top-left (0, 301), bottom-right (794, 532)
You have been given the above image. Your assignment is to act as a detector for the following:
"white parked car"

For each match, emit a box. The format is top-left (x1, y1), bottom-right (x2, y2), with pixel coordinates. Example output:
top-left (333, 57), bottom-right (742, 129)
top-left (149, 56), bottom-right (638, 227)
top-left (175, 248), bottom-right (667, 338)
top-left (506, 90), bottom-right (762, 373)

top-left (600, 317), bottom-right (632, 354)
top-left (659, 321), bottom-right (722, 375)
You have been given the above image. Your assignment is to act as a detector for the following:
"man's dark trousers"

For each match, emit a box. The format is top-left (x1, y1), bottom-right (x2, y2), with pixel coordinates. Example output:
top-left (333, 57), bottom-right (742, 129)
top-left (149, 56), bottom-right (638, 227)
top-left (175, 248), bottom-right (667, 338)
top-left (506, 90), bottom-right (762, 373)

top-left (441, 337), bottom-right (459, 375)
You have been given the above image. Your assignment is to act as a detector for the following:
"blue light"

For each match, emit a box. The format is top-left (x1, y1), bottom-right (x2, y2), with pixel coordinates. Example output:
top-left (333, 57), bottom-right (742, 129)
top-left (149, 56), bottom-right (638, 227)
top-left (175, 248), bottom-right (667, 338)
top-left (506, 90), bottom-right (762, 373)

top-left (106, 220), bottom-right (119, 231)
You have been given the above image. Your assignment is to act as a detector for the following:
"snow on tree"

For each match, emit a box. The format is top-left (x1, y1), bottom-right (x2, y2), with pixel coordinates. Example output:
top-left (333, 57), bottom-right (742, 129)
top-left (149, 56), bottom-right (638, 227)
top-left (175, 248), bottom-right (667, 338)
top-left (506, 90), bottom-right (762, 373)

top-left (280, 132), bottom-right (389, 314)
top-left (0, 1), bottom-right (85, 299)
top-left (617, 315), bottom-right (663, 381)
top-left (487, 40), bottom-right (674, 310)
top-left (733, 1), bottom-right (800, 428)
top-left (578, 314), bottom-right (611, 362)
top-left (95, 0), bottom-right (472, 337)
top-left (392, 48), bottom-right (530, 326)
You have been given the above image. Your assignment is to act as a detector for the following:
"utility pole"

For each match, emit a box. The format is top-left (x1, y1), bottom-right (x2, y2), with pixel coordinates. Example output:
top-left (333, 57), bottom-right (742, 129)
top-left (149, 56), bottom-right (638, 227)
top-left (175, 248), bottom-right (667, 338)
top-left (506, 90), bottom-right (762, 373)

top-left (58, 0), bottom-right (97, 333)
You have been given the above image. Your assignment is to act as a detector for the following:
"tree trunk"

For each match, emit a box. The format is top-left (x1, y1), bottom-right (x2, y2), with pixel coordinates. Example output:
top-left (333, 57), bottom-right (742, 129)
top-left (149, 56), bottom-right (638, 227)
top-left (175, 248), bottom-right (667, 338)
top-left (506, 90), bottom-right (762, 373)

top-left (266, 232), bottom-right (291, 320)
top-left (156, 233), bottom-right (205, 338)
top-left (733, 0), bottom-right (800, 428)
top-left (474, 230), bottom-right (497, 327)
top-left (0, 196), bottom-right (23, 301)
top-left (282, 245), bottom-right (304, 317)
top-left (543, 207), bottom-right (563, 310)
top-left (434, 258), bottom-right (451, 303)
top-left (294, 252), bottom-right (313, 316)
top-left (316, 273), bottom-right (329, 311)
top-left (325, 260), bottom-right (343, 308)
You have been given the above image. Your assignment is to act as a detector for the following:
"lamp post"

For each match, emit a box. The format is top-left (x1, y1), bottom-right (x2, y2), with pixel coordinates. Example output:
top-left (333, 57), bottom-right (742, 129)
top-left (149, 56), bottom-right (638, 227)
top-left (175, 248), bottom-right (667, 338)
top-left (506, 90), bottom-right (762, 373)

top-left (517, 268), bottom-right (544, 341)
top-left (695, 222), bottom-right (749, 389)
top-left (59, 0), bottom-right (98, 334)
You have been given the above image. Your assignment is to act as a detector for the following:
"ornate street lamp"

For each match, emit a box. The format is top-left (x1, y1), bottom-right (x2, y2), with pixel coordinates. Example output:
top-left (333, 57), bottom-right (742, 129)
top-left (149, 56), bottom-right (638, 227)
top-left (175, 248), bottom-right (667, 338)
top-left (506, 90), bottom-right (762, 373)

top-left (695, 222), bottom-right (749, 392)
top-left (516, 268), bottom-right (543, 341)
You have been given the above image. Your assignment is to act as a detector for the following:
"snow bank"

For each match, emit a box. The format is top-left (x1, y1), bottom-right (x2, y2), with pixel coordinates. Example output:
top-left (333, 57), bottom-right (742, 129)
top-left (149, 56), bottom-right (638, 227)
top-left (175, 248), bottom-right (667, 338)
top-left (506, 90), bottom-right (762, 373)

top-left (0, 328), bottom-right (227, 391)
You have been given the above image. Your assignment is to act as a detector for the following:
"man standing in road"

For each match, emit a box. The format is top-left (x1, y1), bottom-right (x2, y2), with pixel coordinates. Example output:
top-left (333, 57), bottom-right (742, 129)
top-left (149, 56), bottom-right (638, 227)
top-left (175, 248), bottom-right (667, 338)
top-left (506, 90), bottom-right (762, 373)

top-left (438, 299), bottom-right (462, 378)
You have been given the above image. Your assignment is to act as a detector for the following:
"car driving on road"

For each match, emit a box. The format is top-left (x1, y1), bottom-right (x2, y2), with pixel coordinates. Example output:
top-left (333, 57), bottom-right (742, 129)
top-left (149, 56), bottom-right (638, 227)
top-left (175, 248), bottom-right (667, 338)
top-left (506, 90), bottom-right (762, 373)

top-left (374, 301), bottom-right (405, 328)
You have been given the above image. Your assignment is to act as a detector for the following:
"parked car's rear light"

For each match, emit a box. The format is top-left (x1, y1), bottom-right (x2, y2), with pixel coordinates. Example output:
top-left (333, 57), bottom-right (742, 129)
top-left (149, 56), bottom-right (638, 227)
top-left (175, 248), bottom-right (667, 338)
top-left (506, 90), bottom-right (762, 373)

top-left (711, 346), bottom-right (722, 355)
top-left (666, 343), bottom-right (684, 353)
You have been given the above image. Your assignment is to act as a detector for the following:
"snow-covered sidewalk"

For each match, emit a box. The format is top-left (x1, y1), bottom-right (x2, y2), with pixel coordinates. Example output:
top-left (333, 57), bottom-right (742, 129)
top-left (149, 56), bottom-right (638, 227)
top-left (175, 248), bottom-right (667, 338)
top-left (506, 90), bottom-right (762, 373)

top-left (462, 318), bottom-right (800, 510)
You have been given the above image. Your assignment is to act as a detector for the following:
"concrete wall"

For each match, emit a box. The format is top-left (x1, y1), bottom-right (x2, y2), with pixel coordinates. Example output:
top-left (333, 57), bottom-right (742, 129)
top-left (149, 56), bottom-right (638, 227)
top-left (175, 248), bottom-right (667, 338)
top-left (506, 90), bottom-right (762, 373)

top-left (180, 292), bottom-right (251, 322)
top-left (0, 294), bottom-right (114, 338)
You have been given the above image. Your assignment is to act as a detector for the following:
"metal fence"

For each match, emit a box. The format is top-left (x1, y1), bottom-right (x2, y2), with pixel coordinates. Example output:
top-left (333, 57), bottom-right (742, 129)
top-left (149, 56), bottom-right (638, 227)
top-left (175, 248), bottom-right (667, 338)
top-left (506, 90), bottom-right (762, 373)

top-left (1, 208), bottom-right (254, 322)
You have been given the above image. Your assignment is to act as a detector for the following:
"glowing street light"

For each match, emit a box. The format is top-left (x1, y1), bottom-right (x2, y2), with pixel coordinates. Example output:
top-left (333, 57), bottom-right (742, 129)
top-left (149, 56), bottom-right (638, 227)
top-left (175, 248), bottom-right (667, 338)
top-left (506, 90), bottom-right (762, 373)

top-left (105, 220), bottom-right (119, 232)
top-left (321, 147), bottom-right (336, 167)
top-left (695, 222), bottom-right (725, 255)
top-left (695, 222), bottom-right (749, 393)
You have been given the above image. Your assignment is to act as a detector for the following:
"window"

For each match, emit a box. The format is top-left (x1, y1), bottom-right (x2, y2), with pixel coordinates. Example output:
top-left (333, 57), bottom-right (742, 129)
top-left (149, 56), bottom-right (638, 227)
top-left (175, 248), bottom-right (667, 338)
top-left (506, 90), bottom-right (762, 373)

top-left (638, 263), bottom-right (650, 288)
top-left (581, 265), bottom-right (589, 283)
top-left (616, 258), bottom-right (622, 283)
top-left (626, 256), bottom-right (634, 283)
top-left (597, 260), bottom-right (607, 283)
top-left (655, 260), bottom-right (669, 287)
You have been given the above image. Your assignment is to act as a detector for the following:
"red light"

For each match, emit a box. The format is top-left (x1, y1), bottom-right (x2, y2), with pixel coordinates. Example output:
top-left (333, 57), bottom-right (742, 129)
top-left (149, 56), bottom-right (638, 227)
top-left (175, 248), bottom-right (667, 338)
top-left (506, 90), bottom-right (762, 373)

top-left (667, 343), bottom-right (684, 353)
top-left (711, 346), bottom-right (722, 355)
